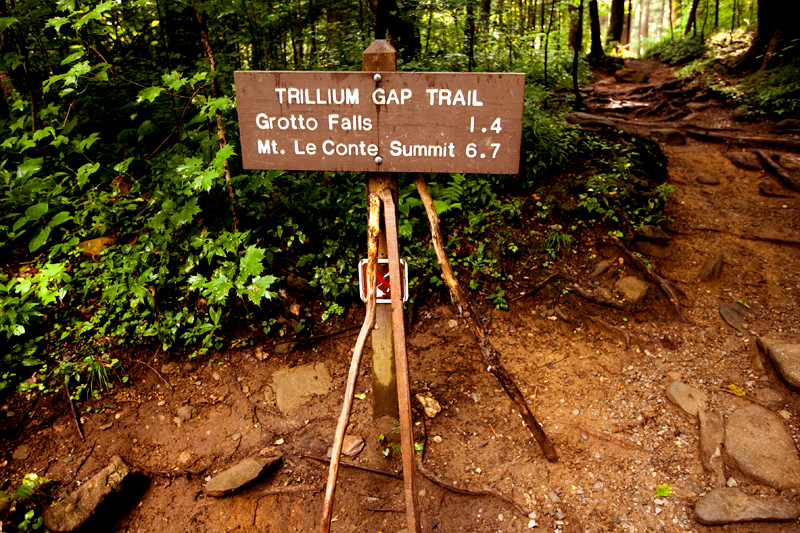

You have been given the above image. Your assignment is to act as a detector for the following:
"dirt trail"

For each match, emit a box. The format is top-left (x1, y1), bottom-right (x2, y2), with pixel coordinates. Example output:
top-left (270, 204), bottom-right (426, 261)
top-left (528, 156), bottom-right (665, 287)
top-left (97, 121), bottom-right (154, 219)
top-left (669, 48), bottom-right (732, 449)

top-left (2, 59), bottom-right (800, 533)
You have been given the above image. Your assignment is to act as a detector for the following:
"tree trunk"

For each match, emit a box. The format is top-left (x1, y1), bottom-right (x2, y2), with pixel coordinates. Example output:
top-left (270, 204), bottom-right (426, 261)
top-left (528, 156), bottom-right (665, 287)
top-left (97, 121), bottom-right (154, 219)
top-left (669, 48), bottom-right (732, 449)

top-left (622, 0), bottom-right (633, 45)
top-left (642, 0), bottom-right (650, 40)
top-left (608, 0), bottom-right (625, 41)
top-left (572, 0), bottom-right (584, 103)
top-left (480, 0), bottom-right (492, 20)
top-left (684, 0), bottom-right (700, 35)
top-left (713, 0), bottom-right (719, 27)
top-left (738, 0), bottom-right (800, 71)
top-left (588, 0), bottom-right (605, 58)
top-left (466, 0), bottom-right (476, 71)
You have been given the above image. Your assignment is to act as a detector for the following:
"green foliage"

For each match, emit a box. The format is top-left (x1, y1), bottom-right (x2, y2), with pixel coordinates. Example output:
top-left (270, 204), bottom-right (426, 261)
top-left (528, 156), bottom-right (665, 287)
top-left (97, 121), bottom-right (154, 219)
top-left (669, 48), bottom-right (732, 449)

top-left (727, 65), bottom-right (800, 117)
top-left (0, 0), bottom-right (672, 397)
top-left (486, 286), bottom-right (508, 310)
top-left (644, 36), bottom-right (707, 64)
top-left (655, 484), bottom-right (673, 498)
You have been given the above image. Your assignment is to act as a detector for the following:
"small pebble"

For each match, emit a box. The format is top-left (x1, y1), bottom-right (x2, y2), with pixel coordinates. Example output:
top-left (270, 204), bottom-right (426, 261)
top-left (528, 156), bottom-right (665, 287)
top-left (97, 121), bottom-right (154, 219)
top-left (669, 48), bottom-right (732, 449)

top-left (528, 519), bottom-right (537, 528)
top-left (548, 491), bottom-right (561, 503)
top-left (232, 433), bottom-right (241, 441)
top-left (498, 513), bottom-right (504, 521)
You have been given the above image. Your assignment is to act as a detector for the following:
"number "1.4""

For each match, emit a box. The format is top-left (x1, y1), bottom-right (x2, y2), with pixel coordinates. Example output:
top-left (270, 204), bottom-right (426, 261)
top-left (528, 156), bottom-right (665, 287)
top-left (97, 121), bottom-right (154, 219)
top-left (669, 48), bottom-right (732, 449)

top-left (470, 117), bottom-right (502, 133)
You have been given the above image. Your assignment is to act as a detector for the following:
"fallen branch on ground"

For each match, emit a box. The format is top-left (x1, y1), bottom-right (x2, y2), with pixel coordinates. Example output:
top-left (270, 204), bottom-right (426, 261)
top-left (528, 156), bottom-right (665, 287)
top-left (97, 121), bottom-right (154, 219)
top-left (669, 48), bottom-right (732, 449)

top-left (303, 454), bottom-right (402, 480)
top-left (414, 173), bottom-right (558, 463)
top-left (574, 423), bottom-right (638, 449)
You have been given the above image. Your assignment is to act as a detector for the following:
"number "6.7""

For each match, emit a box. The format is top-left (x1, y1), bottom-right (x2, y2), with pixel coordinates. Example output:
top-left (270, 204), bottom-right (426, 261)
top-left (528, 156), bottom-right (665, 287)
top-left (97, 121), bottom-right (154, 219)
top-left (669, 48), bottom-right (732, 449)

top-left (466, 143), bottom-right (501, 158)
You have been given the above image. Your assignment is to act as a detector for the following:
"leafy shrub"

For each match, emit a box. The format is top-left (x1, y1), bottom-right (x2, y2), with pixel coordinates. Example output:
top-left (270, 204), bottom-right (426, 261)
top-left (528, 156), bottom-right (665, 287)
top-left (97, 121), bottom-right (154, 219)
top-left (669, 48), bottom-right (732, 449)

top-left (644, 36), bottom-right (707, 64)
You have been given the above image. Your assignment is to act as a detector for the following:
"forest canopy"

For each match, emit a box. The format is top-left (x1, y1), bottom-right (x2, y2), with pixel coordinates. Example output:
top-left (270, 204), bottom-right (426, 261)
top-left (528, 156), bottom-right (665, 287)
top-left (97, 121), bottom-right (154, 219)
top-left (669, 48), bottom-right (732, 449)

top-left (0, 0), bottom-right (795, 396)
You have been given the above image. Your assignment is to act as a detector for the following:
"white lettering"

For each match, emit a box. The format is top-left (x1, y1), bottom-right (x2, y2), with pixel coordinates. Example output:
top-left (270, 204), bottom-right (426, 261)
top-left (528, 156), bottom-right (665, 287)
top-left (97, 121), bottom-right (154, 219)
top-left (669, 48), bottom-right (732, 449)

top-left (372, 88), bottom-right (385, 105)
top-left (306, 143), bottom-right (317, 155)
top-left (438, 89), bottom-right (452, 106)
top-left (401, 88), bottom-right (412, 104)
top-left (306, 117), bottom-right (318, 131)
top-left (257, 139), bottom-right (270, 154)
top-left (323, 140), bottom-right (334, 155)
top-left (390, 140), bottom-right (402, 156)
top-left (316, 88), bottom-right (327, 104)
top-left (277, 117), bottom-right (290, 130)
top-left (287, 88), bottom-right (301, 104)
top-left (386, 89), bottom-right (400, 105)
top-left (304, 88), bottom-right (315, 104)
top-left (346, 88), bottom-right (359, 105)
top-left (341, 117), bottom-right (352, 131)
top-left (332, 89), bottom-right (346, 104)
top-left (363, 118), bottom-right (372, 131)
top-left (275, 88), bottom-right (287, 103)
top-left (328, 114), bottom-right (339, 130)
top-left (367, 144), bottom-right (378, 156)
top-left (453, 90), bottom-right (466, 106)
top-left (473, 89), bottom-right (483, 106)
top-left (294, 140), bottom-right (305, 154)
top-left (426, 88), bottom-right (437, 105)
top-left (256, 113), bottom-right (270, 129)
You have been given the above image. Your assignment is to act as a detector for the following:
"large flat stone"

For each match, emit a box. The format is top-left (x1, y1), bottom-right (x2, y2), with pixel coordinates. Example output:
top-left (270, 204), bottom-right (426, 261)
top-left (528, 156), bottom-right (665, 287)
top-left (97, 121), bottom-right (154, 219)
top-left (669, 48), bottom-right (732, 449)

top-left (758, 337), bottom-right (800, 388)
top-left (695, 488), bottom-right (798, 525)
top-left (698, 409), bottom-right (726, 486)
top-left (204, 455), bottom-right (282, 497)
top-left (614, 276), bottom-right (649, 305)
top-left (724, 404), bottom-right (800, 490)
top-left (666, 380), bottom-right (707, 417)
top-left (44, 456), bottom-right (130, 532)
top-left (272, 362), bottom-right (332, 412)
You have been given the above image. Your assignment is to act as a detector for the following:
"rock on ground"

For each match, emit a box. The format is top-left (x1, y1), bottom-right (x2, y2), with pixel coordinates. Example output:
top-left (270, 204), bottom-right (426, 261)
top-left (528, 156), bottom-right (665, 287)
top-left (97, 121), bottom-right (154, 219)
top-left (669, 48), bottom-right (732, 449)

top-left (695, 488), bottom-right (798, 525)
top-left (203, 455), bottom-right (283, 497)
top-left (44, 456), bottom-right (130, 532)
top-left (724, 404), bottom-right (800, 490)
top-left (614, 276), bottom-right (649, 305)
top-left (666, 380), bottom-right (708, 417)
top-left (271, 362), bottom-right (332, 412)
top-left (698, 409), bottom-right (726, 486)
top-left (719, 301), bottom-right (753, 333)
top-left (613, 69), bottom-right (649, 83)
top-left (757, 337), bottom-right (800, 388)
top-left (650, 129), bottom-right (687, 146)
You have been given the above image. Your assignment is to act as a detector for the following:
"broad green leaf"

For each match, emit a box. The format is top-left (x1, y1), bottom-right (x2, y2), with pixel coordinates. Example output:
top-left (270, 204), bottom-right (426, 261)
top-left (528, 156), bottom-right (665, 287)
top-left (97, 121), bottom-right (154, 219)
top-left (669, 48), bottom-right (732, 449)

top-left (169, 198), bottom-right (200, 228)
top-left (245, 275), bottom-right (277, 305)
top-left (33, 127), bottom-right (56, 142)
top-left (56, 0), bottom-right (77, 12)
top-left (76, 162), bottom-right (100, 187)
top-left (138, 86), bottom-right (164, 103)
top-left (29, 226), bottom-right (51, 252)
top-left (17, 158), bottom-right (43, 179)
top-left (25, 203), bottom-right (49, 220)
top-left (113, 157), bottom-right (134, 173)
top-left (50, 211), bottom-right (72, 227)
top-left (212, 144), bottom-right (235, 168)
top-left (239, 245), bottom-right (266, 279)
top-left (13, 216), bottom-right (29, 232)
top-left (46, 16), bottom-right (71, 32)
top-left (76, 132), bottom-right (100, 152)
top-left (0, 17), bottom-right (19, 31)
top-left (206, 274), bottom-right (233, 303)
top-left (60, 51), bottom-right (84, 65)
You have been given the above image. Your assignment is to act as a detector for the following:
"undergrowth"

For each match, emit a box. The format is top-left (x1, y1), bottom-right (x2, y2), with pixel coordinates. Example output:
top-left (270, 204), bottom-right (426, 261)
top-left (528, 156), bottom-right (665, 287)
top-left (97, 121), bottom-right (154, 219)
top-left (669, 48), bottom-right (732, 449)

top-left (0, 2), bottom-right (671, 398)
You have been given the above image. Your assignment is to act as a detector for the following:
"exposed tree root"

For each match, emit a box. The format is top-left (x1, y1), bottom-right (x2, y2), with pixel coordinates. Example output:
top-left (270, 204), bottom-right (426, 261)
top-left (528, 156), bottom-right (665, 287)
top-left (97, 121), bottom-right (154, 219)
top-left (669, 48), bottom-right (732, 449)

top-left (611, 236), bottom-right (690, 323)
top-left (755, 150), bottom-right (800, 191)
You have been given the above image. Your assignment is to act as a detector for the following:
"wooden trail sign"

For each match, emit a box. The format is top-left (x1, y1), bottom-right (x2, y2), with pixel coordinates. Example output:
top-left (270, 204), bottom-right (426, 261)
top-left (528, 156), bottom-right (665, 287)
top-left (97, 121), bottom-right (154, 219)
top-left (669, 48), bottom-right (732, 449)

top-left (234, 71), bottom-right (525, 174)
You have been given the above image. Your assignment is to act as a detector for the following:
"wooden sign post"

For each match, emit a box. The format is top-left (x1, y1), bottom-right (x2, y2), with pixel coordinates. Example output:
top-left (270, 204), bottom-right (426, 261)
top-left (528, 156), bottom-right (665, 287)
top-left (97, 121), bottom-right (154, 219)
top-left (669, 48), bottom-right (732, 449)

top-left (234, 42), bottom-right (528, 533)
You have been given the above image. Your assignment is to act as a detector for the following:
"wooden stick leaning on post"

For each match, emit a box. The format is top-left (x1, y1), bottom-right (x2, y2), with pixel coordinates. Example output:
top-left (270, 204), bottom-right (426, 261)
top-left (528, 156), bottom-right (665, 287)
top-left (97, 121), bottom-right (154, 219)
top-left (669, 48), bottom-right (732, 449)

top-left (320, 194), bottom-right (381, 533)
top-left (412, 173), bottom-right (558, 463)
top-left (378, 188), bottom-right (422, 533)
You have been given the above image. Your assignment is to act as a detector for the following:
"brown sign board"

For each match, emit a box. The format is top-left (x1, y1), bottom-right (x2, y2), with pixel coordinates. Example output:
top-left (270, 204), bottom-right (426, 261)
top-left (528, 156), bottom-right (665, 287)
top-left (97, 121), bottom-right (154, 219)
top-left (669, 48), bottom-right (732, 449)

top-left (234, 71), bottom-right (525, 174)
